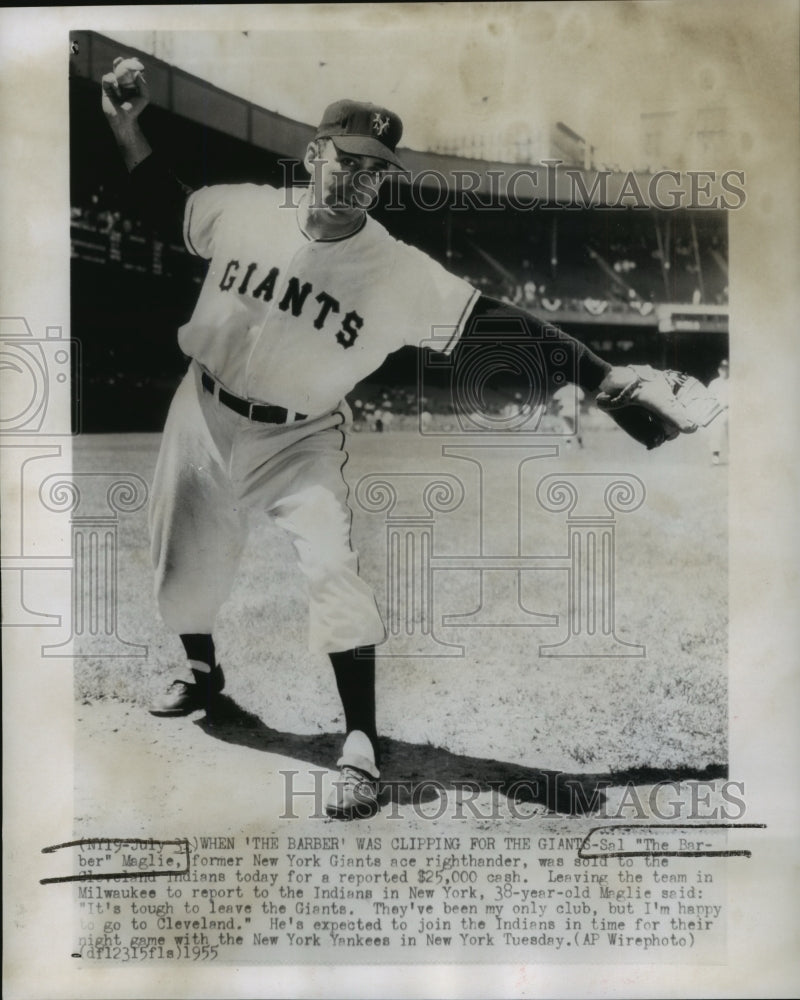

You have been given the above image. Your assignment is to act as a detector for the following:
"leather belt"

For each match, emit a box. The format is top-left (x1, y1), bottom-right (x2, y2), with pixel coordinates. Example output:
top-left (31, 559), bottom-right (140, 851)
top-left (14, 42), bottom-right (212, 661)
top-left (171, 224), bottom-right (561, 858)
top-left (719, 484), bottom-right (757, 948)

top-left (201, 371), bottom-right (307, 424)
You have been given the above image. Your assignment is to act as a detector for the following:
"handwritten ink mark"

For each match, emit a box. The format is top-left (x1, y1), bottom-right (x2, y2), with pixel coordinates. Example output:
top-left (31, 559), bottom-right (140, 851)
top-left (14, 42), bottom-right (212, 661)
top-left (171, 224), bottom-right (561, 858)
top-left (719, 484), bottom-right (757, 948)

top-left (578, 822), bottom-right (767, 860)
top-left (40, 837), bottom-right (190, 885)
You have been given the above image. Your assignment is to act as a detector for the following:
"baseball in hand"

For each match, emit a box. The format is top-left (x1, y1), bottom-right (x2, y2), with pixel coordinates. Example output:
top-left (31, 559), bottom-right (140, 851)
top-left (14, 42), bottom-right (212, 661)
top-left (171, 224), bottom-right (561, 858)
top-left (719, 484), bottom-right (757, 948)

top-left (113, 57), bottom-right (145, 98)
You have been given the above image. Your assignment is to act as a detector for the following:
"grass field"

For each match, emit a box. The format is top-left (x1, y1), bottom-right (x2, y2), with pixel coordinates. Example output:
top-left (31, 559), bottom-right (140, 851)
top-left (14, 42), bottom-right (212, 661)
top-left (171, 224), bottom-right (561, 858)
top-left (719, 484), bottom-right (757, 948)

top-left (73, 418), bottom-right (727, 817)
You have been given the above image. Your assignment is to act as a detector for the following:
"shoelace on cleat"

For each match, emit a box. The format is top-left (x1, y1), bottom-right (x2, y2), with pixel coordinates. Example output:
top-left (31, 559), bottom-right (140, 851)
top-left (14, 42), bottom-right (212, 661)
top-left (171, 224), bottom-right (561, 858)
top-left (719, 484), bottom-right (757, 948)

top-left (334, 766), bottom-right (378, 807)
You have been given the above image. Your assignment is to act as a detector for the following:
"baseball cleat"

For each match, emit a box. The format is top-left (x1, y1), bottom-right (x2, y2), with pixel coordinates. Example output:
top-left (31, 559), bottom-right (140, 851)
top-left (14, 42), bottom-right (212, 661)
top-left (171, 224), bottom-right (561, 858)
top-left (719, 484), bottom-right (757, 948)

top-left (149, 663), bottom-right (225, 716)
top-left (326, 730), bottom-right (380, 818)
top-left (325, 765), bottom-right (379, 819)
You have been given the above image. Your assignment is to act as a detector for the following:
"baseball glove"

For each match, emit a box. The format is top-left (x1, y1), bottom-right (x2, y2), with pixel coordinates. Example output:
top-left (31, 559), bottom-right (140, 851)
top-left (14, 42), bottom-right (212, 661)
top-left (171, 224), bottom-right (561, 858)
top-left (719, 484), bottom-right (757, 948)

top-left (596, 365), bottom-right (727, 450)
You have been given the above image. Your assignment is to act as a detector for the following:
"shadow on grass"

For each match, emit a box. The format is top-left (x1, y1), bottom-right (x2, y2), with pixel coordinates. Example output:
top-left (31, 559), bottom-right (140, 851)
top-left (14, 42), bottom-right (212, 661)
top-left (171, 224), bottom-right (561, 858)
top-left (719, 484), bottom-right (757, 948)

top-left (195, 694), bottom-right (727, 818)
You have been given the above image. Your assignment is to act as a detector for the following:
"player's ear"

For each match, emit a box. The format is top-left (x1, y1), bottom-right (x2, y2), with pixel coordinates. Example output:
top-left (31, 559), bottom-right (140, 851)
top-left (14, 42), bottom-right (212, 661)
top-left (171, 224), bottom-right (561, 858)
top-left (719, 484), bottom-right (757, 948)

top-left (303, 139), bottom-right (325, 175)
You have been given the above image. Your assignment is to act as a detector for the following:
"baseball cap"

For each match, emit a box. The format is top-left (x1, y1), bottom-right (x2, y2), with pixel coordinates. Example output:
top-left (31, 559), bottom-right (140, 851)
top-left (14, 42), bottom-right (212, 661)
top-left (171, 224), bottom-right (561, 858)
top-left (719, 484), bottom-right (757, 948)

top-left (315, 99), bottom-right (404, 168)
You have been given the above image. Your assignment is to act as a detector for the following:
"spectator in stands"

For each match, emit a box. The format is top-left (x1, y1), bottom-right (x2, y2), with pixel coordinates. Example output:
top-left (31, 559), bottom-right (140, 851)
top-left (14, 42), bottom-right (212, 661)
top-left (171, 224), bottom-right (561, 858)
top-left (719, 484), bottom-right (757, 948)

top-left (379, 404), bottom-right (394, 432)
top-left (523, 280), bottom-right (537, 306)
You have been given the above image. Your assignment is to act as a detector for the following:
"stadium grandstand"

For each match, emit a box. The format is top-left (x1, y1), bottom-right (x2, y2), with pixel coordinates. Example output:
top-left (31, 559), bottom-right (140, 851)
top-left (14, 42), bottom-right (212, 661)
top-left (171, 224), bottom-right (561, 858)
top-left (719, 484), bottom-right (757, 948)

top-left (70, 31), bottom-right (728, 431)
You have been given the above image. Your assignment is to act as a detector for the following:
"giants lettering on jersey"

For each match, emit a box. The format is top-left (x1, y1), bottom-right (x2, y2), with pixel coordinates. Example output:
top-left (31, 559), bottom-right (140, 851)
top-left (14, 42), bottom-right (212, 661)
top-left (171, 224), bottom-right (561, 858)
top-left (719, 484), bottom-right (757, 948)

top-left (218, 259), bottom-right (363, 349)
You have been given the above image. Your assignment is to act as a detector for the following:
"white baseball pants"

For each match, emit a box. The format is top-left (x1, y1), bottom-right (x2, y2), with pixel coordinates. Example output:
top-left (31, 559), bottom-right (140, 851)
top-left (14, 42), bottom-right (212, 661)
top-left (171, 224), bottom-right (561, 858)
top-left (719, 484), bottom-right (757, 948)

top-left (148, 363), bottom-right (386, 654)
top-left (709, 412), bottom-right (729, 457)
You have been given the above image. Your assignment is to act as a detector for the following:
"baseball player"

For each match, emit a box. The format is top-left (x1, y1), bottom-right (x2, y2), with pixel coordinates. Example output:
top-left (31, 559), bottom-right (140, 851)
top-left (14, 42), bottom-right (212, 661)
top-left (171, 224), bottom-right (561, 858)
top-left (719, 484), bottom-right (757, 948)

top-left (101, 57), bottom-right (723, 819)
top-left (551, 382), bottom-right (586, 447)
top-left (707, 359), bottom-right (730, 465)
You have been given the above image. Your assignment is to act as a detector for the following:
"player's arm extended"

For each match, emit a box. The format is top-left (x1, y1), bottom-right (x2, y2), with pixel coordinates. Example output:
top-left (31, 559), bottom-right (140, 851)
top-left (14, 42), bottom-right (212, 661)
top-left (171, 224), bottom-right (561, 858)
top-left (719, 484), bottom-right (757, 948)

top-left (101, 58), bottom-right (192, 239)
top-left (101, 57), bottom-right (153, 172)
top-left (459, 294), bottom-right (612, 392)
top-left (457, 295), bottom-right (721, 449)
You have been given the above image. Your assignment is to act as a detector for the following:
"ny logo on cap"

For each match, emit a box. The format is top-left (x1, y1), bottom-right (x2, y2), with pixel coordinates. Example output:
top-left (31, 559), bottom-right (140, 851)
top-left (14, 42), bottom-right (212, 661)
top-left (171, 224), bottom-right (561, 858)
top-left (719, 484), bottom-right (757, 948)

top-left (372, 113), bottom-right (391, 137)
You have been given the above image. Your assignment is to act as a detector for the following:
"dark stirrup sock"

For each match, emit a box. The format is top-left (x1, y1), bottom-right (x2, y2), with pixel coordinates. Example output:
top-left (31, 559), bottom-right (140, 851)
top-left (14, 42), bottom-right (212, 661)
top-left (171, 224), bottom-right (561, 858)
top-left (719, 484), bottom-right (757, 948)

top-left (329, 645), bottom-right (380, 767)
top-left (180, 633), bottom-right (216, 672)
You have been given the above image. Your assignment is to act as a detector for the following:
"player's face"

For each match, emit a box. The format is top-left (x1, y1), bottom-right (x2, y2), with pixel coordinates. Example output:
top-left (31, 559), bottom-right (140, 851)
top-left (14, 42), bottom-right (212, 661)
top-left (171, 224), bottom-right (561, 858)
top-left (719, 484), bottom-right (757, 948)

top-left (305, 140), bottom-right (388, 212)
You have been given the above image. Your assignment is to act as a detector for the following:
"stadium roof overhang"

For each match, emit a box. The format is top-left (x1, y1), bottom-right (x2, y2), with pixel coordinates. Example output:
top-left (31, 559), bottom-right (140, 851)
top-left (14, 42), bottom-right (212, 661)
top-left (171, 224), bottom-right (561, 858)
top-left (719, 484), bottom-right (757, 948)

top-left (71, 30), bottom-right (731, 211)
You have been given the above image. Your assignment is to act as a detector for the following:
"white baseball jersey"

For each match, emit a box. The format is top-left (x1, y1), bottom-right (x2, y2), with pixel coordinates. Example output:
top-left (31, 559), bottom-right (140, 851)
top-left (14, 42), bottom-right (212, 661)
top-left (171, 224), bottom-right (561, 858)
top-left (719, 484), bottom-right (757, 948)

top-left (708, 375), bottom-right (729, 408)
top-left (551, 383), bottom-right (585, 410)
top-left (180, 183), bottom-right (480, 415)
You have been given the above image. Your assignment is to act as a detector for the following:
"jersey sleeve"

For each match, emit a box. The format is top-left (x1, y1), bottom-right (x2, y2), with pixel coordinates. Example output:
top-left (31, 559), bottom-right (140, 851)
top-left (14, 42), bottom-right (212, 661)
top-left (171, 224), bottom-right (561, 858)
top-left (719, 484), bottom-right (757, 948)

top-left (396, 245), bottom-right (480, 354)
top-left (128, 154), bottom-right (191, 241)
top-left (183, 184), bottom-right (242, 260)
